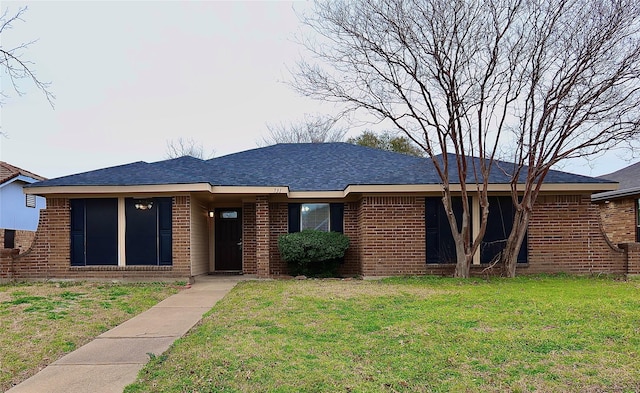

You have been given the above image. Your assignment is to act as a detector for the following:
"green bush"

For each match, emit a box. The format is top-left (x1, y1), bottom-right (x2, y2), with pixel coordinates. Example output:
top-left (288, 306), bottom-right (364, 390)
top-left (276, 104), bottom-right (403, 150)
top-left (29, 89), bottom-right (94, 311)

top-left (277, 230), bottom-right (350, 277)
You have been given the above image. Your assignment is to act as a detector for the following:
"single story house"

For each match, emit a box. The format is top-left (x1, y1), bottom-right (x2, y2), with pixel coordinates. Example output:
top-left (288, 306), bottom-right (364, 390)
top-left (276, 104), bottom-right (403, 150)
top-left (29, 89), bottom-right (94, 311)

top-left (0, 162), bottom-right (46, 252)
top-left (2, 143), bottom-right (637, 281)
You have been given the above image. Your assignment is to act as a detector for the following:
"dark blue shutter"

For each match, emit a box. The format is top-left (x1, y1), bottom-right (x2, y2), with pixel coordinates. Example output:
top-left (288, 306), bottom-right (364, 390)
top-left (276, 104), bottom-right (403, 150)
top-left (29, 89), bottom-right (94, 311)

top-left (158, 197), bottom-right (173, 265)
top-left (330, 203), bottom-right (344, 233)
top-left (425, 197), bottom-right (465, 264)
top-left (70, 199), bottom-right (86, 266)
top-left (288, 203), bottom-right (301, 233)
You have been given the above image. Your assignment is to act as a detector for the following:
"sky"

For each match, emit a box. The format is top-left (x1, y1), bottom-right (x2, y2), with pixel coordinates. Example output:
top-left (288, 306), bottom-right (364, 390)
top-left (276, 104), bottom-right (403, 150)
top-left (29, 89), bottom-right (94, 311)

top-left (0, 1), bottom-right (637, 180)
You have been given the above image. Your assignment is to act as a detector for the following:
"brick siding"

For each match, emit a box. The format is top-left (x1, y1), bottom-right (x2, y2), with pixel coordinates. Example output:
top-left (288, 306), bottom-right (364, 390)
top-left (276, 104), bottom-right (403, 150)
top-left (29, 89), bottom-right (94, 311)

top-left (3, 192), bottom-right (636, 281)
top-left (359, 196), bottom-right (427, 276)
top-left (597, 197), bottom-right (636, 244)
top-left (255, 195), bottom-right (270, 277)
top-left (524, 195), bottom-right (626, 274)
top-left (0, 229), bottom-right (36, 253)
top-left (340, 202), bottom-right (361, 276)
top-left (268, 202), bottom-right (288, 276)
top-left (242, 202), bottom-right (257, 274)
top-left (1, 196), bottom-right (191, 281)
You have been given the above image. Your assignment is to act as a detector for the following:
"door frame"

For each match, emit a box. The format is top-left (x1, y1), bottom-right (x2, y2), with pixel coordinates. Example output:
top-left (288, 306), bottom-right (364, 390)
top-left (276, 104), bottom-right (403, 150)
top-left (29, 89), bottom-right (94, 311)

top-left (213, 207), bottom-right (243, 272)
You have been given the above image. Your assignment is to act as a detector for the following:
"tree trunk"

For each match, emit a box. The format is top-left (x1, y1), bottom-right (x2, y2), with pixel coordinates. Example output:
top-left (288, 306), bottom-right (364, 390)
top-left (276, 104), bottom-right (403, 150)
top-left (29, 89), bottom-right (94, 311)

top-left (453, 242), bottom-right (472, 278)
top-left (501, 209), bottom-right (531, 277)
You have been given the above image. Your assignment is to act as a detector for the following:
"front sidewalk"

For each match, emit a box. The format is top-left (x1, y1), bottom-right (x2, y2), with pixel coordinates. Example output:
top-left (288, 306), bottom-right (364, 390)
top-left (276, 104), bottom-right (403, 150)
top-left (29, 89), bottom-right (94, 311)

top-left (8, 275), bottom-right (254, 393)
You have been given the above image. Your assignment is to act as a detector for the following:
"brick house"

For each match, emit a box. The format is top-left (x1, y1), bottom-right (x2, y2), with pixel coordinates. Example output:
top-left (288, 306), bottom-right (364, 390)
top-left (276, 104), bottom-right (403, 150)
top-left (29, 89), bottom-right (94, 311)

top-left (1, 143), bottom-right (635, 281)
top-left (592, 162), bottom-right (640, 275)
top-left (0, 162), bottom-right (46, 254)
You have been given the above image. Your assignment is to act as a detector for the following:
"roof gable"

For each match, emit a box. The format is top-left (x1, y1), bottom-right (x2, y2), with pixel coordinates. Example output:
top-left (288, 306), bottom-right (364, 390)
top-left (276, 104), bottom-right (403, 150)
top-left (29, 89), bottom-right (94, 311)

top-left (0, 162), bottom-right (46, 185)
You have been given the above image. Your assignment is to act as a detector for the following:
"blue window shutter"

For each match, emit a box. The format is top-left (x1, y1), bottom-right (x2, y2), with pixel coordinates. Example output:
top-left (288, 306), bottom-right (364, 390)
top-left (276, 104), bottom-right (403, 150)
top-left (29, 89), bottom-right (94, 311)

top-left (70, 199), bottom-right (86, 266)
top-left (288, 203), bottom-right (301, 233)
top-left (425, 197), bottom-right (465, 264)
top-left (330, 203), bottom-right (344, 233)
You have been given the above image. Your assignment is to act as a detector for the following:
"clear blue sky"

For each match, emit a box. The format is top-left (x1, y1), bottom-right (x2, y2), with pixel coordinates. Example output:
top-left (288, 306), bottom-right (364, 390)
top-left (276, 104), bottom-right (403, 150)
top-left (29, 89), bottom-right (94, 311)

top-left (1, 1), bottom-right (636, 179)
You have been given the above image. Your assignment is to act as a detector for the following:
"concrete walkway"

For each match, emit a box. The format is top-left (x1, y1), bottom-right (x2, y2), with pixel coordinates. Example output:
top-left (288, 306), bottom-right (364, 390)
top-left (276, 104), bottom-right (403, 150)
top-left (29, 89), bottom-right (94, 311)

top-left (8, 275), bottom-right (253, 393)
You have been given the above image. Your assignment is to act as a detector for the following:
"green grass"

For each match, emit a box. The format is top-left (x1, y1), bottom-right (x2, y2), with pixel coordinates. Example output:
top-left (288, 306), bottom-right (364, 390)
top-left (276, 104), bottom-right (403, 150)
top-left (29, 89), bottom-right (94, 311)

top-left (0, 281), bottom-right (180, 391)
top-left (126, 275), bottom-right (640, 392)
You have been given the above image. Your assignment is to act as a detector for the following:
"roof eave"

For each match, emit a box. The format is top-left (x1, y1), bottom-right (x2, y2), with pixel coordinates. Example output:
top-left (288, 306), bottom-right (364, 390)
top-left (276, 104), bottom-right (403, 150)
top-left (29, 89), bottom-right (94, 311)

top-left (592, 186), bottom-right (640, 202)
top-left (26, 181), bottom-right (617, 198)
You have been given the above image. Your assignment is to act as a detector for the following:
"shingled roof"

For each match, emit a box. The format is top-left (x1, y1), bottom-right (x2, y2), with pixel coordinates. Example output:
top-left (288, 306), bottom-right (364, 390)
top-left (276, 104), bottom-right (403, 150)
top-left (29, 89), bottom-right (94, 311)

top-left (0, 162), bottom-right (46, 185)
top-left (27, 143), bottom-right (613, 192)
top-left (592, 161), bottom-right (640, 201)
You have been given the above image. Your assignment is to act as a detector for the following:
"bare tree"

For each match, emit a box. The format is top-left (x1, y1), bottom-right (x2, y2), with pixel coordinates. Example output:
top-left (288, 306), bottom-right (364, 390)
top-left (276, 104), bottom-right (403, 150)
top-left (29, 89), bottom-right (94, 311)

top-left (499, 0), bottom-right (640, 276)
top-left (292, 0), bottom-right (528, 277)
top-left (292, 0), bottom-right (640, 277)
top-left (259, 113), bottom-right (347, 145)
top-left (165, 137), bottom-right (214, 159)
top-left (1, 6), bottom-right (54, 107)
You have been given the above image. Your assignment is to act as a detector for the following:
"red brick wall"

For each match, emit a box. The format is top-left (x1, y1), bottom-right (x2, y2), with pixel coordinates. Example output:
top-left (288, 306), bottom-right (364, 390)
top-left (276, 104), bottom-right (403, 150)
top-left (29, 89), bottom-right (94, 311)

top-left (255, 196), bottom-right (270, 277)
top-left (242, 202), bottom-right (257, 274)
top-left (597, 197), bottom-right (636, 244)
top-left (171, 196), bottom-right (192, 278)
top-left (268, 202), bottom-right (288, 275)
top-left (359, 196), bottom-right (427, 276)
top-left (619, 243), bottom-right (640, 275)
top-left (339, 202), bottom-right (361, 276)
top-left (4, 193), bottom-right (633, 281)
top-left (2, 196), bottom-right (192, 281)
top-left (0, 229), bottom-right (36, 253)
top-left (524, 195), bottom-right (626, 274)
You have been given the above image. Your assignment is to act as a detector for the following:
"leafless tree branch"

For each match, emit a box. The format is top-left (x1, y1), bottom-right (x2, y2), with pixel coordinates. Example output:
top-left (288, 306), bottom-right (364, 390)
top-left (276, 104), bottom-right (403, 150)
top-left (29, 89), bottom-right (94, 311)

top-left (0, 6), bottom-right (55, 108)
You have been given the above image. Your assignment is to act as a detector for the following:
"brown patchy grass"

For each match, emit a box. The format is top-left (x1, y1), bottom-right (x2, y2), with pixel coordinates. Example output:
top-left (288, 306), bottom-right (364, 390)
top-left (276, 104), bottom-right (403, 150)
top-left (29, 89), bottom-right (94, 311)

top-left (0, 281), bottom-right (180, 391)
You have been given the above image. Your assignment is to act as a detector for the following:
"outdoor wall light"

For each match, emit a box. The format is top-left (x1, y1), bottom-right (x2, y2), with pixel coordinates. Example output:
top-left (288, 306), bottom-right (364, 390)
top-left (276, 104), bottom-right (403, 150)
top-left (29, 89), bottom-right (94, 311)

top-left (134, 199), bottom-right (154, 210)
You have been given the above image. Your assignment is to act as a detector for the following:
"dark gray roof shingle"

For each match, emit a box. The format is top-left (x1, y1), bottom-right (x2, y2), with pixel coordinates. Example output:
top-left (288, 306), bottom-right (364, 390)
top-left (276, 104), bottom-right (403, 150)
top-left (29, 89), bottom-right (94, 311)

top-left (28, 143), bottom-right (612, 191)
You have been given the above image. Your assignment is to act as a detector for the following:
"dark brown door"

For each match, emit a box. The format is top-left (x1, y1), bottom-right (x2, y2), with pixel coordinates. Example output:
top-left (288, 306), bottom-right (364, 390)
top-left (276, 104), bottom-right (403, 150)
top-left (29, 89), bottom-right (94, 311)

top-left (215, 208), bottom-right (243, 271)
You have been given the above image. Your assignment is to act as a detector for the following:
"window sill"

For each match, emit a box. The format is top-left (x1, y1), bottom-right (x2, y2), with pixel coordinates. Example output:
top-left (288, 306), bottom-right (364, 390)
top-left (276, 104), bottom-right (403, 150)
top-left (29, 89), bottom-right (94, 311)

top-left (70, 265), bottom-right (172, 271)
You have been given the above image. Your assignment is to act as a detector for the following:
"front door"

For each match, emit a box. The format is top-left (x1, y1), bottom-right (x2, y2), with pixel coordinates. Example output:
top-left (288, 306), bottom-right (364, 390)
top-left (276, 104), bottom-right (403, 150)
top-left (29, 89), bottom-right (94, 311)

top-left (214, 208), bottom-right (243, 271)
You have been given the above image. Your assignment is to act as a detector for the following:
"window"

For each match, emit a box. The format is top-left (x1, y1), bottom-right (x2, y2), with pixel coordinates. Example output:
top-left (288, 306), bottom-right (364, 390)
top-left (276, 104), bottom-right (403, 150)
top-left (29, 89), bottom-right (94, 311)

top-left (26, 194), bottom-right (36, 208)
top-left (70, 198), bottom-right (118, 266)
top-left (220, 211), bottom-right (238, 219)
top-left (301, 203), bottom-right (330, 231)
top-left (288, 203), bottom-right (344, 233)
top-left (70, 197), bottom-right (172, 267)
top-left (4, 229), bottom-right (16, 249)
top-left (480, 196), bottom-right (527, 264)
top-left (125, 197), bottom-right (172, 266)
top-left (425, 196), bottom-right (527, 264)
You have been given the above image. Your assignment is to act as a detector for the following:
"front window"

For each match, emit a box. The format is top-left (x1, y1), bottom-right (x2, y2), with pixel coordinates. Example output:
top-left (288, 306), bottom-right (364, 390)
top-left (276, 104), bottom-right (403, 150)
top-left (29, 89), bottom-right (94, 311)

top-left (301, 203), bottom-right (330, 231)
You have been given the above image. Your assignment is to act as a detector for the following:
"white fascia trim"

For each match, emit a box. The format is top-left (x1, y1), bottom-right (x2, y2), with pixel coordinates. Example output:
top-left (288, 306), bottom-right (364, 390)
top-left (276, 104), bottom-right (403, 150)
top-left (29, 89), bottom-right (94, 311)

top-left (25, 182), bottom-right (617, 197)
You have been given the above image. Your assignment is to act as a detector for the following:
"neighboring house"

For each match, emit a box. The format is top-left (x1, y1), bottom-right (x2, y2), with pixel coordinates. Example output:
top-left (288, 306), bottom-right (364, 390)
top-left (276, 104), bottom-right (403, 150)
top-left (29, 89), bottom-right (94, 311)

top-left (0, 162), bottom-right (46, 251)
top-left (592, 162), bottom-right (640, 245)
top-left (3, 143), bottom-right (636, 281)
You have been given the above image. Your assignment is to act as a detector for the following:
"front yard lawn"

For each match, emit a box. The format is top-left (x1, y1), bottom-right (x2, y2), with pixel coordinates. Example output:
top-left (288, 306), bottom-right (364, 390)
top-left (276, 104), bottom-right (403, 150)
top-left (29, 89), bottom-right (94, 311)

top-left (126, 275), bottom-right (640, 392)
top-left (0, 281), bottom-right (179, 391)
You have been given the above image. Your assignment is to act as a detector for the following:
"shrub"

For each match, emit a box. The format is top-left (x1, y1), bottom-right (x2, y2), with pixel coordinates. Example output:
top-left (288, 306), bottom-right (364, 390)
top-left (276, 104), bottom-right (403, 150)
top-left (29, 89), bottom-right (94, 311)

top-left (277, 230), bottom-right (350, 277)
